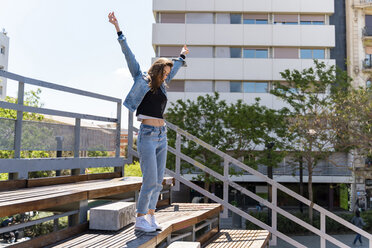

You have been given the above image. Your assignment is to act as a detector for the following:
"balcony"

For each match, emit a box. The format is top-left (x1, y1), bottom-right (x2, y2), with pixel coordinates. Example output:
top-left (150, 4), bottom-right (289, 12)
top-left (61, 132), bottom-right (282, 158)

top-left (362, 58), bottom-right (372, 71)
top-left (363, 27), bottom-right (372, 46)
top-left (153, 0), bottom-right (334, 14)
top-left (162, 58), bottom-right (336, 81)
top-left (152, 23), bottom-right (335, 47)
top-left (354, 0), bottom-right (372, 10)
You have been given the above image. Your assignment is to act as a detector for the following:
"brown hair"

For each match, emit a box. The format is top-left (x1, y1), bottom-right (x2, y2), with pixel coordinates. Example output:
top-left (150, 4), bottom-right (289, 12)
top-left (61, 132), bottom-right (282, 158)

top-left (147, 57), bottom-right (173, 92)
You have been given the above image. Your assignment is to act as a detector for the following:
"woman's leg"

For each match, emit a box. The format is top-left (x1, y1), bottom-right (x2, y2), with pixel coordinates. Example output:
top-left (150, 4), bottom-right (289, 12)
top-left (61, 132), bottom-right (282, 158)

top-left (148, 132), bottom-right (167, 212)
top-left (136, 131), bottom-right (158, 216)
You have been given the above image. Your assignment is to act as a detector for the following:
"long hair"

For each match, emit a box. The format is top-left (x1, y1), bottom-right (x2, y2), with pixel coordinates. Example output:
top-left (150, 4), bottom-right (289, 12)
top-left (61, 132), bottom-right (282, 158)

top-left (147, 58), bottom-right (173, 92)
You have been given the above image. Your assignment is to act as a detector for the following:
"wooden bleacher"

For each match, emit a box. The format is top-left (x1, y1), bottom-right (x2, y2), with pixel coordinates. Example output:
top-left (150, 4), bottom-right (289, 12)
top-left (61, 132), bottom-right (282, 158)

top-left (204, 229), bottom-right (270, 248)
top-left (0, 174), bottom-right (173, 218)
top-left (47, 203), bottom-right (222, 248)
top-left (1, 175), bottom-right (270, 248)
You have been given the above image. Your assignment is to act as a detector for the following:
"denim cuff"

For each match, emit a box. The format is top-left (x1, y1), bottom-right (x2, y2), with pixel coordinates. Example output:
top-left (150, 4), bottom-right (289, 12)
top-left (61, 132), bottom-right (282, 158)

top-left (172, 56), bottom-right (187, 67)
top-left (117, 33), bottom-right (126, 41)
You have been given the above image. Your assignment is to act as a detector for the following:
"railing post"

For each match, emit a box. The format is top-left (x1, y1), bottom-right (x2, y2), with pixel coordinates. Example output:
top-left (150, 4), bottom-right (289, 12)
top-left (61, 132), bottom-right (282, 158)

top-left (114, 101), bottom-right (123, 176)
top-left (174, 133), bottom-right (181, 191)
top-left (72, 118), bottom-right (81, 175)
top-left (221, 158), bottom-right (229, 218)
top-left (271, 185), bottom-right (277, 246)
top-left (320, 212), bottom-right (326, 248)
top-left (55, 136), bottom-right (63, 176)
top-left (11, 81), bottom-right (26, 179)
top-left (127, 111), bottom-right (134, 164)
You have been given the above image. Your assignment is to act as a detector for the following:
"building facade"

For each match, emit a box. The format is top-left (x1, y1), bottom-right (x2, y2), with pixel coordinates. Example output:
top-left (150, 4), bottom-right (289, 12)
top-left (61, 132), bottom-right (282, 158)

top-left (346, 0), bottom-right (372, 210)
top-left (152, 0), bottom-right (352, 209)
top-left (0, 30), bottom-right (9, 100)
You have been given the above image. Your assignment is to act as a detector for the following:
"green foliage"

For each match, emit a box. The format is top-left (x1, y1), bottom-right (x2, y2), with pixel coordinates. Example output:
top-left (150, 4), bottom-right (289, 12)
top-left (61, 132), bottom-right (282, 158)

top-left (125, 161), bottom-right (142, 177)
top-left (270, 60), bottom-right (352, 222)
top-left (165, 92), bottom-right (289, 183)
top-left (330, 85), bottom-right (372, 157)
top-left (0, 89), bottom-right (44, 120)
top-left (0, 89), bottom-right (52, 179)
top-left (340, 184), bottom-right (349, 210)
top-left (166, 92), bottom-right (229, 182)
top-left (87, 150), bottom-right (108, 157)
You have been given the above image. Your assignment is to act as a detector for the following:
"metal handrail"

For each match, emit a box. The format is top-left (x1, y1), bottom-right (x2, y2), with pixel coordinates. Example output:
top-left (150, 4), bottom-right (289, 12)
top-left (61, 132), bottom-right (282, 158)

top-left (127, 118), bottom-right (372, 248)
top-left (0, 70), bottom-right (124, 178)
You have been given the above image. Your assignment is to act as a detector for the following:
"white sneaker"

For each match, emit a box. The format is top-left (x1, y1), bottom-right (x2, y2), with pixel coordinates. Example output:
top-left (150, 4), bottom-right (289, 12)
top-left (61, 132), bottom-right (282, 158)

top-left (135, 216), bottom-right (156, 233)
top-left (145, 214), bottom-right (162, 230)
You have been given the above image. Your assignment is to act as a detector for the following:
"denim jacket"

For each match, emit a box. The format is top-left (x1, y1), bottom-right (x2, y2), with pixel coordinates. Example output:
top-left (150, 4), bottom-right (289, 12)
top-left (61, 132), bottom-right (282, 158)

top-left (118, 34), bottom-right (186, 112)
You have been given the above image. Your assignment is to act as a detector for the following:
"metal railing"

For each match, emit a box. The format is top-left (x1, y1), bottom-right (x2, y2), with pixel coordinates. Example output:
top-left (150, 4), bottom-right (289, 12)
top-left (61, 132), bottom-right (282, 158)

top-left (0, 70), bottom-right (126, 179)
top-left (125, 112), bottom-right (372, 248)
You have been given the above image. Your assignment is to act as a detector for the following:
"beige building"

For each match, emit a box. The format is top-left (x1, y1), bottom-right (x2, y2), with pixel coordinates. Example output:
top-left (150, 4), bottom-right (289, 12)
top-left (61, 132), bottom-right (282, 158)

top-left (347, 0), bottom-right (372, 88)
top-left (0, 29), bottom-right (9, 100)
top-left (346, 0), bottom-right (372, 209)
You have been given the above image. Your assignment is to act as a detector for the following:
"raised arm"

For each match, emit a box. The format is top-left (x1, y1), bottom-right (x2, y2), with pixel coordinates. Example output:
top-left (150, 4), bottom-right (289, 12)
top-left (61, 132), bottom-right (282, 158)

top-left (108, 12), bottom-right (142, 79)
top-left (165, 45), bottom-right (189, 84)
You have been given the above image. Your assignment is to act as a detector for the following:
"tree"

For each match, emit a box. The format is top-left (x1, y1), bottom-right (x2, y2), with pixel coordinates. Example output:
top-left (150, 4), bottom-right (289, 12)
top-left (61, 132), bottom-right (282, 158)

top-left (166, 93), bottom-right (290, 204)
top-left (0, 89), bottom-right (52, 179)
top-left (166, 93), bottom-right (230, 202)
top-left (270, 60), bottom-right (351, 224)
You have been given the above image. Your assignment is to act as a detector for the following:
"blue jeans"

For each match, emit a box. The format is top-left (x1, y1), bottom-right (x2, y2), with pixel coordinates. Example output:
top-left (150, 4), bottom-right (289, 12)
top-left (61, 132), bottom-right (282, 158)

top-left (136, 124), bottom-right (167, 214)
top-left (353, 233), bottom-right (362, 244)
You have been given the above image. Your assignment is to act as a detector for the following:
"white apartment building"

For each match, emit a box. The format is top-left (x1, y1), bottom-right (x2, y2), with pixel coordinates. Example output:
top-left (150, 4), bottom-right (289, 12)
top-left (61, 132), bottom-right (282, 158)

top-left (0, 30), bottom-right (9, 100)
top-left (152, 0), bottom-right (336, 110)
top-left (152, 0), bottom-right (352, 209)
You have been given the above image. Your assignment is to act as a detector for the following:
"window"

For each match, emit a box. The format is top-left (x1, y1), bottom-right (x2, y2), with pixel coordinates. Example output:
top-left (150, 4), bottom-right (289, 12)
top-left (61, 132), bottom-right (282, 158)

top-left (367, 80), bottom-right (371, 88)
top-left (160, 13), bottom-right (185, 23)
top-left (313, 49), bottom-right (325, 59)
top-left (230, 82), bottom-right (242, 92)
top-left (230, 14), bottom-right (242, 24)
top-left (301, 21), bottom-right (325, 25)
top-left (243, 14), bottom-right (268, 24)
top-left (300, 15), bottom-right (325, 25)
top-left (243, 82), bottom-right (268, 93)
top-left (274, 48), bottom-right (298, 59)
top-left (0, 46), bottom-right (5, 55)
top-left (167, 80), bottom-right (185, 92)
top-left (300, 49), bottom-right (325, 59)
top-left (186, 13), bottom-right (214, 24)
top-left (187, 46), bottom-right (213, 58)
top-left (0, 86), bottom-right (2, 96)
top-left (274, 14), bottom-right (298, 25)
top-left (185, 81), bottom-right (213, 92)
top-left (243, 49), bottom-right (268, 58)
top-left (159, 46), bottom-right (183, 58)
top-left (230, 47), bottom-right (242, 58)
top-left (365, 15), bottom-right (372, 36)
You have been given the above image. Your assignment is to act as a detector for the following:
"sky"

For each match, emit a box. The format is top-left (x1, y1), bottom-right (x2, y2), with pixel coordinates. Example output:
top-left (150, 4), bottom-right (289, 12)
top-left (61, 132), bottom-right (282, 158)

top-left (0, 0), bottom-right (155, 128)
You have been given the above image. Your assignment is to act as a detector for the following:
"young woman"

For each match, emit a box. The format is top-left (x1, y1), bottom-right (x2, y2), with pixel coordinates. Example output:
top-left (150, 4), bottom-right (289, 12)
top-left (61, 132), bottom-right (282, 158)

top-left (108, 12), bottom-right (188, 233)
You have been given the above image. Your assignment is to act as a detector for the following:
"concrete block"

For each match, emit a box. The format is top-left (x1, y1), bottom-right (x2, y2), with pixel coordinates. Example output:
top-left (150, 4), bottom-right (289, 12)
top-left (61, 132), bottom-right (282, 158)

top-left (168, 241), bottom-right (201, 248)
top-left (89, 201), bottom-right (136, 231)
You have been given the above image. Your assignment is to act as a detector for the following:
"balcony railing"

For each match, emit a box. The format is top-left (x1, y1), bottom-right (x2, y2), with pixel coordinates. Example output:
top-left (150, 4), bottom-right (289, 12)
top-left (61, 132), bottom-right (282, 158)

top-left (362, 26), bottom-right (372, 37)
top-left (363, 59), bottom-right (372, 70)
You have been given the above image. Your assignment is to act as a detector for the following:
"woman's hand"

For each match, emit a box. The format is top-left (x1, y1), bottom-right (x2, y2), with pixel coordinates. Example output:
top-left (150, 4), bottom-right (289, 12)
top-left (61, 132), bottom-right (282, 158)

top-left (181, 45), bottom-right (189, 55)
top-left (108, 12), bottom-right (120, 32)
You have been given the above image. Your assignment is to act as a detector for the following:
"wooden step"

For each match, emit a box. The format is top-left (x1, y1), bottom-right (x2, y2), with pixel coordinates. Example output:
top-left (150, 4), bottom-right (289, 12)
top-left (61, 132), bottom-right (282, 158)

top-left (43, 203), bottom-right (222, 248)
top-left (0, 176), bottom-right (174, 218)
top-left (204, 229), bottom-right (270, 248)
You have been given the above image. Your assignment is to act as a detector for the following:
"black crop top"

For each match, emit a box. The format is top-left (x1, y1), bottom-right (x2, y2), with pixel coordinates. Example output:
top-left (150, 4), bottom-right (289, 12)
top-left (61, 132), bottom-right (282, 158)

top-left (136, 89), bottom-right (167, 119)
